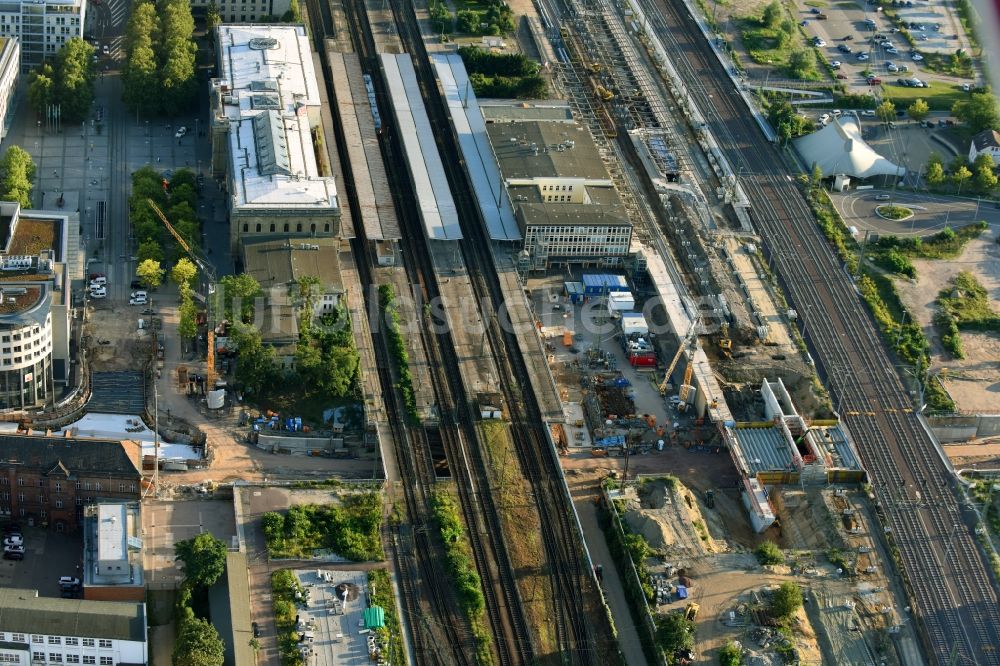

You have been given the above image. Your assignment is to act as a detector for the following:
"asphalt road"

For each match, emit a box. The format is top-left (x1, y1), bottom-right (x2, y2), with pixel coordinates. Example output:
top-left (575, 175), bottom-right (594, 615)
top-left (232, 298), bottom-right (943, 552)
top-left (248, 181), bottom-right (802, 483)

top-left (834, 189), bottom-right (1000, 236)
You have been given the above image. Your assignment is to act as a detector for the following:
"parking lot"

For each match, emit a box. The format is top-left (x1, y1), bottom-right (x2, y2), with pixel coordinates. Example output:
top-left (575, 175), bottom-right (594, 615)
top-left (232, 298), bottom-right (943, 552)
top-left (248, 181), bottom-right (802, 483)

top-left (0, 526), bottom-right (84, 598)
top-left (792, 0), bottom-right (976, 96)
top-left (142, 499), bottom-right (238, 590)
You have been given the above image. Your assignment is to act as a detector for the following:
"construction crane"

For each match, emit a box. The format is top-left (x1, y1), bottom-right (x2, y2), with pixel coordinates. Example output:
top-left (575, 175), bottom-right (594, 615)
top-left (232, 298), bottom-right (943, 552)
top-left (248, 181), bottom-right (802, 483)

top-left (658, 321), bottom-right (699, 396)
top-left (147, 199), bottom-right (218, 389)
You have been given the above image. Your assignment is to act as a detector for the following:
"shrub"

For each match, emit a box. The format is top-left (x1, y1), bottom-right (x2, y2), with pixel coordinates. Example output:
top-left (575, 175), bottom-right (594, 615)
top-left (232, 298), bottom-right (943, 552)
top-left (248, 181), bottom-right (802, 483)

top-left (770, 581), bottom-right (804, 619)
top-left (756, 540), bottom-right (784, 565)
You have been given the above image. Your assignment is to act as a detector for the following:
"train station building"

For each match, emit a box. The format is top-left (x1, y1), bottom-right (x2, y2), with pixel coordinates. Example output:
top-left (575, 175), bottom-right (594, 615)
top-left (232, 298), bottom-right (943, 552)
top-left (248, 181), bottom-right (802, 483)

top-left (210, 24), bottom-right (340, 256)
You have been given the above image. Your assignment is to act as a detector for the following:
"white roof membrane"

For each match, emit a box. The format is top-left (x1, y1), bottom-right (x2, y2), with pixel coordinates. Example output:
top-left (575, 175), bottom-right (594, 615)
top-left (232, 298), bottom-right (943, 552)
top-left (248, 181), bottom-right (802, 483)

top-left (381, 54), bottom-right (462, 241)
top-left (432, 54), bottom-right (521, 241)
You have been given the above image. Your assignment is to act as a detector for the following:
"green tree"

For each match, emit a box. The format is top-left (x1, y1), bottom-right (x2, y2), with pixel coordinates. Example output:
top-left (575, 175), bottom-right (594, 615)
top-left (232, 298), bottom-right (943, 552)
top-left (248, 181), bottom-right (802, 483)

top-left (656, 613), bottom-right (694, 654)
top-left (174, 532), bottom-right (227, 588)
top-left (136, 259), bottom-right (165, 289)
top-left (137, 239), bottom-right (165, 263)
top-left (173, 616), bottom-right (224, 666)
top-left (952, 165), bottom-right (973, 193)
top-left (761, 0), bottom-right (782, 28)
top-left (219, 273), bottom-right (262, 323)
top-left (907, 98), bottom-right (930, 123)
top-left (281, 0), bottom-right (301, 22)
top-left (974, 163), bottom-right (998, 194)
top-left (171, 257), bottom-right (199, 292)
top-left (178, 296), bottom-right (199, 340)
top-left (769, 581), bottom-right (804, 619)
top-left (719, 641), bottom-right (742, 666)
top-left (230, 322), bottom-right (279, 393)
top-left (810, 162), bottom-right (823, 190)
top-left (972, 152), bottom-right (996, 173)
top-left (27, 65), bottom-right (56, 117)
top-left (296, 275), bottom-right (322, 330)
top-left (876, 99), bottom-right (896, 123)
top-left (0, 146), bottom-right (37, 208)
top-left (755, 540), bottom-right (784, 565)
top-left (952, 90), bottom-right (1000, 133)
top-left (787, 49), bottom-right (814, 79)
top-left (205, 1), bottom-right (221, 30)
top-left (926, 161), bottom-right (945, 186)
top-left (456, 9), bottom-right (480, 33)
top-left (54, 38), bottom-right (96, 122)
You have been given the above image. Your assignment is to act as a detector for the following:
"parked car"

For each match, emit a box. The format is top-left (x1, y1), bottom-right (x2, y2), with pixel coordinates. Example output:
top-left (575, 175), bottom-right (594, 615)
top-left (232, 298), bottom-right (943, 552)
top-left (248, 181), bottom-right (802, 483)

top-left (861, 110), bottom-right (876, 117)
top-left (838, 44), bottom-right (852, 53)
top-left (174, 126), bottom-right (188, 138)
top-left (130, 296), bottom-right (148, 306)
top-left (3, 545), bottom-right (24, 555)
top-left (875, 193), bottom-right (892, 201)
top-left (3, 536), bottom-right (22, 547)
top-left (813, 37), bottom-right (827, 47)
top-left (962, 83), bottom-right (971, 92)
top-left (867, 76), bottom-right (882, 85)
top-left (831, 60), bottom-right (842, 69)
top-left (911, 53), bottom-right (923, 61)
top-left (887, 63), bottom-right (899, 72)
top-left (886, 46), bottom-right (898, 54)
top-left (59, 576), bottom-right (81, 588)
top-left (857, 53), bottom-right (869, 61)
top-left (836, 73), bottom-right (848, 79)
top-left (819, 113), bottom-right (831, 124)
top-left (90, 286), bottom-right (107, 299)
top-left (832, 109), bottom-right (842, 117)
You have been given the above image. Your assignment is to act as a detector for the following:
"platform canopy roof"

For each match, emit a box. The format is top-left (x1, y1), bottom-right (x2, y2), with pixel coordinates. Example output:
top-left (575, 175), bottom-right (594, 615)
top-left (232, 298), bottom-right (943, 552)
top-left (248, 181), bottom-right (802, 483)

top-left (794, 116), bottom-right (905, 179)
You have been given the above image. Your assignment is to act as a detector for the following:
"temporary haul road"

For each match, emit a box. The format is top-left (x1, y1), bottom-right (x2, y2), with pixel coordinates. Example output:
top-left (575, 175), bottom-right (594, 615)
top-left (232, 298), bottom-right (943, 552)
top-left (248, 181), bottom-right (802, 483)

top-left (641, 0), bottom-right (1000, 662)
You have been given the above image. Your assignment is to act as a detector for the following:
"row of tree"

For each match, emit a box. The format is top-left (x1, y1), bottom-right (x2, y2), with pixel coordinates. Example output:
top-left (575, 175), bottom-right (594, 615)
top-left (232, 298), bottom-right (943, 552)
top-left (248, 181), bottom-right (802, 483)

top-left (131, 165), bottom-right (202, 264)
top-left (925, 152), bottom-right (997, 195)
top-left (123, 0), bottom-right (198, 116)
top-left (0, 146), bottom-right (37, 209)
top-left (173, 533), bottom-right (229, 666)
top-left (27, 38), bottom-right (97, 123)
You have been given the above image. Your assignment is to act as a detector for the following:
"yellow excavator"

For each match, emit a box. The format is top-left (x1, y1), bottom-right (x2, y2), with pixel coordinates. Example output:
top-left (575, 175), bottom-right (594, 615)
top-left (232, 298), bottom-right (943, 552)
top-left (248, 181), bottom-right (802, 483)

top-left (658, 321), bottom-right (699, 396)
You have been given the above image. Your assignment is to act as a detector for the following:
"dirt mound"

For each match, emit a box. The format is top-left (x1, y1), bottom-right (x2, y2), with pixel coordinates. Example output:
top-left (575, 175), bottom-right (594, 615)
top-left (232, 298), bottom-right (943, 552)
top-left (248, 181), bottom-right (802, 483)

top-left (625, 512), bottom-right (672, 551)
top-left (640, 482), bottom-right (669, 509)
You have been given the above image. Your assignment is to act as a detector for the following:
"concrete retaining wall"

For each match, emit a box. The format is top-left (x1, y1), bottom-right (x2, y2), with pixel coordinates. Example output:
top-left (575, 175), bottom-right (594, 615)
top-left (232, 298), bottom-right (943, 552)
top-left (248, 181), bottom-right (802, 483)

top-left (928, 414), bottom-right (1000, 442)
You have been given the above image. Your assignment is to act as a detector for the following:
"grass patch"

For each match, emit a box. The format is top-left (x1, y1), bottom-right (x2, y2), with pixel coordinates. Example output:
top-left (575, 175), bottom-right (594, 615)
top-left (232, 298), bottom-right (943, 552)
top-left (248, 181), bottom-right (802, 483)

top-left (379, 284), bottom-right (420, 423)
top-left (883, 82), bottom-right (966, 111)
top-left (804, 0), bottom-right (826, 6)
top-left (272, 570), bottom-right (305, 666)
top-left (430, 489), bottom-right (493, 665)
top-left (366, 569), bottom-right (405, 666)
top-left (478, 421), bottom-right (558, 655)
top-left (801, 183), bottom-right (956, 412)
top-left (261, 493), bottom-right (384, 561)
top-left (938, 271), bottom-right (1000, 330)
top-left (875, 204), bottom-right (912, 220)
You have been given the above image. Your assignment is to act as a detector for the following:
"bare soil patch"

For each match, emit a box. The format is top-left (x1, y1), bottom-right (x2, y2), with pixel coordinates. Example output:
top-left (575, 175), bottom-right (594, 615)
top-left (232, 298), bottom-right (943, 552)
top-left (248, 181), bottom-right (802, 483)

top-left (83, 303), bottom-right (155, 372)
top-left (893, 227), bottom-right (1000, 412)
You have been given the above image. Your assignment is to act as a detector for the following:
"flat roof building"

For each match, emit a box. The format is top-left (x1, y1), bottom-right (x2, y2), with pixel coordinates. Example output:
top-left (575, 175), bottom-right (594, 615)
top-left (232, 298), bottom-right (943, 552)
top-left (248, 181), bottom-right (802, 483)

top-left (0, 589), bottom-right (146, 665)
top-left (211, 25), bottom-right (340, 255)
top-left (0, 38), bottom-right (19, 139)
top-left (484, 111), bottom-right (632, 270)
top-left (0, 0), bottom-right (85, 72)
top-left (83, 502), bottom-right (144, 601)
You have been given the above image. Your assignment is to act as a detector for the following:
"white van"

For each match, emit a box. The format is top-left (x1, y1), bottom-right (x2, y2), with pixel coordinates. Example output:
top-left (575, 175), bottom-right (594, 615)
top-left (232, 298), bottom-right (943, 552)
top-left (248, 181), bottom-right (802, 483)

top-left (90, 286), bottom-right (107, 299)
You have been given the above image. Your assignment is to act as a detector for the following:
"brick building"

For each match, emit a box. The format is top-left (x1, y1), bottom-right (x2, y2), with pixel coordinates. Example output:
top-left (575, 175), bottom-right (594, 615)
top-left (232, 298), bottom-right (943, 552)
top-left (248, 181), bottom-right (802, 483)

top-left (0, 434), bottom-right (142, 532)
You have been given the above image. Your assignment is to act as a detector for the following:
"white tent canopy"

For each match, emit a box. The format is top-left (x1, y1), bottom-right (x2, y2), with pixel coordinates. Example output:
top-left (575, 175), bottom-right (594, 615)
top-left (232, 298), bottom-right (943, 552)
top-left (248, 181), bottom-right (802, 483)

top-left (794, 116), bottom-right (905, 179)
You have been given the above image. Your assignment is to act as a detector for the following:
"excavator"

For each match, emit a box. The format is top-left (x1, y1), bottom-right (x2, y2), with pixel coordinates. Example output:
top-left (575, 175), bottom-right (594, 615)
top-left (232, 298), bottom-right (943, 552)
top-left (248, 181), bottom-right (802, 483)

top-left (658, 321), bottom-right (699, 396)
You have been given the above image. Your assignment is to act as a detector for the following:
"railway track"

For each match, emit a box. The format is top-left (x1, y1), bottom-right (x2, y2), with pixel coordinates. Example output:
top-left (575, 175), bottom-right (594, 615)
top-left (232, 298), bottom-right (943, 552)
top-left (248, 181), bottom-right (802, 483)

top-left (334, 0), bottom-right (538, 663)
top-left (641, 0), bottom-right (1000, 662)
top-left (387, 1), bottom-right (613, 662)
top-left (299, 0), bottom-right (489, 662)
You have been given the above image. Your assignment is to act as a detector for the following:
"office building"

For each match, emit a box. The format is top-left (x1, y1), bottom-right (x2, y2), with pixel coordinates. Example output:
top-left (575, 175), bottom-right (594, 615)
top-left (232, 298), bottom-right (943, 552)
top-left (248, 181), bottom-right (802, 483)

top-left (0, 38), bottom-right (19, 138)
top-left (0, 589), bottom-right (147, 665)
top-left (0, 0), bottom-right (85, 71)
top-left (210, 24), bottom-right (339, 256)
top-left (82, 502), bottom-right (145, 602)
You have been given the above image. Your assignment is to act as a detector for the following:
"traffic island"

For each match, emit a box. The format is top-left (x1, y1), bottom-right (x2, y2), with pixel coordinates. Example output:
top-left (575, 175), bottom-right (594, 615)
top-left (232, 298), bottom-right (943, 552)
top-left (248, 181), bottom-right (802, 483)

top-left (874, 204), bottom-right (914, 221)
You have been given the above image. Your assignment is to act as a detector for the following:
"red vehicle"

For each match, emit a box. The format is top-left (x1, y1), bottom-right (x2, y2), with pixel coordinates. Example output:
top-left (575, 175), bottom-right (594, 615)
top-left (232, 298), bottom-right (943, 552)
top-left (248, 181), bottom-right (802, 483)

top-left (867, 76), bottom-right (882, 85)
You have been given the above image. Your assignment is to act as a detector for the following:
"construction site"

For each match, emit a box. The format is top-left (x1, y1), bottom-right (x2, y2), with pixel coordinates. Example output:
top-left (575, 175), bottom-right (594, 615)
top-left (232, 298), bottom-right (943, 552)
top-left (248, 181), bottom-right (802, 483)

top-left (604, 475), bottom-right (917, 664)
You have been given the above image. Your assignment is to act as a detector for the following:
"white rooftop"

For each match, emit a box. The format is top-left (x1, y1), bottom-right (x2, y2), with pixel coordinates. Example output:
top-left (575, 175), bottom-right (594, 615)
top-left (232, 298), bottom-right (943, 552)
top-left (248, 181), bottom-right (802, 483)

top-left (794, 116), bottom-right (905, 179)
top-left (215, 24), bottom-right (337, 211)
top-left (97, 503), bottom-right (127, 565)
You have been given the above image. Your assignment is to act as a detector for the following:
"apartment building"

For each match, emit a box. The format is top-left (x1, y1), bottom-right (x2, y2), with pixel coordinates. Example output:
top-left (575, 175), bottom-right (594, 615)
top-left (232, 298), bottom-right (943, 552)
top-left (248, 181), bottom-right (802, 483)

top-left (0, 38), bottom-right (19, 138)
top-left (0, 0), bottom-right (85, 71)
top-left (0, 434), bottom-right (143, 531)
top-left (193, 0), bottom-right (293, 23)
